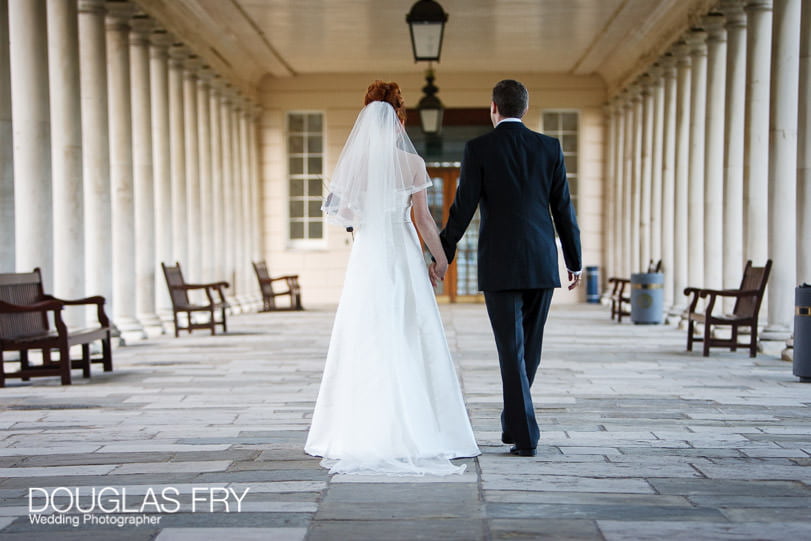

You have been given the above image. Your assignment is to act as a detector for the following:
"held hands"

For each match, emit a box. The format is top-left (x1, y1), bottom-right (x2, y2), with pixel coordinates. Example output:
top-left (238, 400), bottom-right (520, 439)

top-left (429, 260), bottom-right (448, 288)
top-left (567, 271), bottom-right (582, 291)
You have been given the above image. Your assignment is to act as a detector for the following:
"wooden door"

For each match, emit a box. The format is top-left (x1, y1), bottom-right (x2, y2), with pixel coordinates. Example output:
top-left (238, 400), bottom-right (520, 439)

top-left (424, 167), bottom-right (484, 303)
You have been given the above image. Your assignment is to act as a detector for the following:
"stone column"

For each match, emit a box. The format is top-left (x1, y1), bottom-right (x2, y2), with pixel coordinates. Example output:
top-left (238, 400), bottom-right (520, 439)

top-left (106, 0), bottom-right (143, 341)
top-left (196, 67), bottom-right (213, 282)
top-left (239, 102), bottom-right (255, 306)
top-left (650, 65), bottom-right (665, 270)
top-left (744, 0), bottom-right (772, 267)
top-left (208, 77), bottom-right (225, 283)
top-left (78, 0), bottom-right (112, 315)
top-left (231, 98), bottom-right (247, 307)
top-left (613, 96), bottom-right (627, 277)
top-left (8, 0), bottom-right (52, 286)
top-left (703, 13), bottom-right (727, 290)
top-left (672, 40), bottom-right (692, 314)
top-left (722, 0), bottom-right (747, 306)
top-left (763, 0), bottom-right (801, 346)
top-left (661, 53), bottom-right (678, 308)
top-left (250, 104), bottom-right (263, 264)
top-left (0, 0), bottom-right (14, 273)
top-left (150, 28), bottom-right (172, 323)
top-left (130, 14), bottom-right (161, 336)
top-left (219, 87), bottom-right (237, 306)
top-left (168, 43), bottom-right (187, 267)
top-left (799, 0), bottom-right (810, 284)
top-left (622, 93), bottom-right (634, 276)
top-left (604, 103), bottom-right (616, 284)
top-left (687, 28), bottom-right (708, 288)
top-left (47, 0), bottom-right (84, 325)
top-left (640, 75), bottom-right (654, 271)
top-left (183, 55), bottom-right (201, 281)
top-left (631, 87), bottom-right (643, 272)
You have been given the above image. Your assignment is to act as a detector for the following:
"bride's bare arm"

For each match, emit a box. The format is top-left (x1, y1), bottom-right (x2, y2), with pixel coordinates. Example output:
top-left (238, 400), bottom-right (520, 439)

top-left (412, 189), bottom-right (448, 283)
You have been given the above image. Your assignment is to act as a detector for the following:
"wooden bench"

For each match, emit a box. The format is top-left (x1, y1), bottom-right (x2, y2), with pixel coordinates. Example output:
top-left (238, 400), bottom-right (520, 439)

top-left (684, 259), bottom-right (772, 357)
top-left (161, 262), bottom-right (229, 337)
top-left (0, 268), bottom-right (112, 386)
top-left (252, 261), bottom-right (303, 311)
top-left (608, 259), bottom-right (662, 322)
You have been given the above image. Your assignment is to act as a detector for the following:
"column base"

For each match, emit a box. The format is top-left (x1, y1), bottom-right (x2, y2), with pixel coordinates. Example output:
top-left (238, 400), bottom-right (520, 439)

top-left (114, 316), bottom-right (146, 345)
top-left (227, 296), bottom-right (242, 314)
top-left (758, 326), bottom-right (791, 358)
top-left (666, 305), bottom-right (686, 326)
top-left (138, 313), bottom-right (165, 338)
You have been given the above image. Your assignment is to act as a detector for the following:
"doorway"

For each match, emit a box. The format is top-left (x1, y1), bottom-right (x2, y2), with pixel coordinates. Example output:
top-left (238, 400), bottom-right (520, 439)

top-left (425, 167), bottom-right (483, 303)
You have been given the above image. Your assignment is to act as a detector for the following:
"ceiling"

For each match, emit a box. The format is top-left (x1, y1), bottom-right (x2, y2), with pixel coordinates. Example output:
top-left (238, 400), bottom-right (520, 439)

top-left (137, 0), bottom-right (717, 98)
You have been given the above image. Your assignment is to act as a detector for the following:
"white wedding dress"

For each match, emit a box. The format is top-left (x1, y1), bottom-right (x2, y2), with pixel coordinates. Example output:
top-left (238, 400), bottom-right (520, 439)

top-left (304, 102), bottom-right (480, 475)
top-left (305, 191), bottom-right (480, 475)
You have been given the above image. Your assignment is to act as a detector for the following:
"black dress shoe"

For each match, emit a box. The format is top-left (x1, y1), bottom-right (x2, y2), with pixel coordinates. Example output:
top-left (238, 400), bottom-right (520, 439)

top-left (509, 446), bottom-right (537, 457)
top-left (501, 432), bottom-right (514, 444)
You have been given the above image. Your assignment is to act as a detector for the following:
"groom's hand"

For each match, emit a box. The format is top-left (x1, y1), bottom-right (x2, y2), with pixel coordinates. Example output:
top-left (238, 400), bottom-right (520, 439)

top-left (567, 271), bottom-right (581, 291)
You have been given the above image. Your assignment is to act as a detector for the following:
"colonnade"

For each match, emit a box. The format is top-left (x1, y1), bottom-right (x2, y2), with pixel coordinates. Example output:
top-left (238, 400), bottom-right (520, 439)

top-left (0, 0), bottom-right (263, 341)
top-left (604, 0), bottom-right (809, 354)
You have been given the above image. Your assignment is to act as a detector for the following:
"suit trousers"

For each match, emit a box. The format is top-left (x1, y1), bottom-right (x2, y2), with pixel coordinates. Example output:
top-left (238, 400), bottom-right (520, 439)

top-left (484, 288), bottom-right (554, 450)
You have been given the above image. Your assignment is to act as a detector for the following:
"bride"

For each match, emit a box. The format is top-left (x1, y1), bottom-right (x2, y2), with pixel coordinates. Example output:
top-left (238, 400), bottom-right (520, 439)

top-left (304, 81), bottom-right (480, 475)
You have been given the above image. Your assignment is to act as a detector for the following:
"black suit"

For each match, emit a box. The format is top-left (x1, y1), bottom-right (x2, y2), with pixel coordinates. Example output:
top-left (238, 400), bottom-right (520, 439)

top-left (440, 120), bottom-right (581, 450)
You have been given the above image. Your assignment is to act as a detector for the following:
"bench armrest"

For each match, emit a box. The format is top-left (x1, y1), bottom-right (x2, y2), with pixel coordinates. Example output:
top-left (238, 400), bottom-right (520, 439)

top-left (698, 288), bottom-right (760, 298)
top-left (42, 294), bottom-right (110, 327)
top-left (0, 298), bottom-right (63, 313)
top-left (182, 281), bottom-right (229, 290)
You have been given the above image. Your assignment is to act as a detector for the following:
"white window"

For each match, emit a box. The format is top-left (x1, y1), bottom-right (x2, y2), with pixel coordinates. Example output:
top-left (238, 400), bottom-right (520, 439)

top-left (542, 111), bottom-right (579, 209)
top-left (287, 112), bottom-right (324, 245)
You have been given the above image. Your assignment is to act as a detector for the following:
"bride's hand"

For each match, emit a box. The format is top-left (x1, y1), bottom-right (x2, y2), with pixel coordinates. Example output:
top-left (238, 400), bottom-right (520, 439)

top-left (429, 260), bottom-right (448, 287)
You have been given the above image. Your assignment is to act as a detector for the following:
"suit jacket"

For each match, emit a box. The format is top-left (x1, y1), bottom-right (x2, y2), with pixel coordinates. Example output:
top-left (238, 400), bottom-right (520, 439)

top-left (440, 121), bottom-right (581, 291)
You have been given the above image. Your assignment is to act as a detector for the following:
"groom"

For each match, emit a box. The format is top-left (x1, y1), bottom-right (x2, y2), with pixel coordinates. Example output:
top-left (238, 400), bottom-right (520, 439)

top-left (433, 79), bottom-right (581, 457)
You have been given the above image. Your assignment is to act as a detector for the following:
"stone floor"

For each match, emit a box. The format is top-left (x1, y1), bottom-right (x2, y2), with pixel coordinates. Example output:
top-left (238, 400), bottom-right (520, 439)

top-left (0, 302), bottom-right (809, 541)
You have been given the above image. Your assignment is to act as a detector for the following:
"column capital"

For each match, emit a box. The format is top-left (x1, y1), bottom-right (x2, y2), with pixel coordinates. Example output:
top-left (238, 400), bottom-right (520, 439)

top-left (105, 0), bottom-right (135, 28)
top-left (169, 43), bottom-right (189, 69)
top-left (129, 14), bottom-right (154, 45)
top-left (208, 74), bottom-right (225, 97)
top-left (197, 65), bottom-right (216, 87)
top-left (703, 12), bottom-right (727, 42)
top-left (648, 63), bottom-right (665, 86)
top-left (686, 27), bottom-right (708, 56)
top-left (220, 83), bottom-right (235, 105)
top-left (638, 73), bottom-right (655, 96)
top-left (660, 52), bottom-right (677, 77)
top-left (745, 0), bottom-right (773, 13)
top-left (150, 28), bottom-right (174, 52)
top-left (721, 0), bottom-right (747, 27)
top-left (78, 0), bottom-right (106, 15)
top-left (184, 55), bottom-right (202, 79)
top-left (672, 40), bottom-right (691, 63)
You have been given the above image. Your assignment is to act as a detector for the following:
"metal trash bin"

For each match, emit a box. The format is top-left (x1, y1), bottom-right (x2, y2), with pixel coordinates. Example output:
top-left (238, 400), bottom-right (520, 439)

top-left (630, 272), bottom-right (664, 324)
top-left (793, 284), bottom-right (811, 382)
top-left (586, 266), bottom-right (600, 303)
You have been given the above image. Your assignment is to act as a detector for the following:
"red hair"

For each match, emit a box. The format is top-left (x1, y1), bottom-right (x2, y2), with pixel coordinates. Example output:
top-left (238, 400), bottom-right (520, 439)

top-left (364, 80), bottom-right (407, 124)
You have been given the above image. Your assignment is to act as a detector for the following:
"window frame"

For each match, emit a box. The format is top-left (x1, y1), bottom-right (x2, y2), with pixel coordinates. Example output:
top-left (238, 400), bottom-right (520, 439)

top-left (286, 111), bottom-right (327, 250)
top-left (541, 109), bottom-right (579, 210)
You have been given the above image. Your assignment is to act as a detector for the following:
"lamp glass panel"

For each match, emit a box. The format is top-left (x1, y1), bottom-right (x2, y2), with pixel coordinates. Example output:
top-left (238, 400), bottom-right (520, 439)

top-left (411, 24), bottom-right (442, 59)
top-left (420, 108), bottom-right (441, 133)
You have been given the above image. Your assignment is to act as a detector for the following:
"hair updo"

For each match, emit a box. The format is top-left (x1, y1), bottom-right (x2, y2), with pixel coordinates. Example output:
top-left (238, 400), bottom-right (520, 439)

top-left (364, 80), bottom-right (407, 124)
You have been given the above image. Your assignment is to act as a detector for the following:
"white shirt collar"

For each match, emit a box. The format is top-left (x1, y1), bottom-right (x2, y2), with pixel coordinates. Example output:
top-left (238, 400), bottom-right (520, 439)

top-left (496, 118), bottom-right (523, 126)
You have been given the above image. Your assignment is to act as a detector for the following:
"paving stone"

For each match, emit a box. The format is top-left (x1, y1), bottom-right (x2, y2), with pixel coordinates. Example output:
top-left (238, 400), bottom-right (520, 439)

top-left (597, 520), bottom-right (811, 541)
top-left (307, 518), bottom-right (486, 541)
top-left (154, 527), bottom-right (306, 541)
top-left (489, 518), bottom-right (602, 540)
top-left (485, 502), bottom-right (725, 521)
